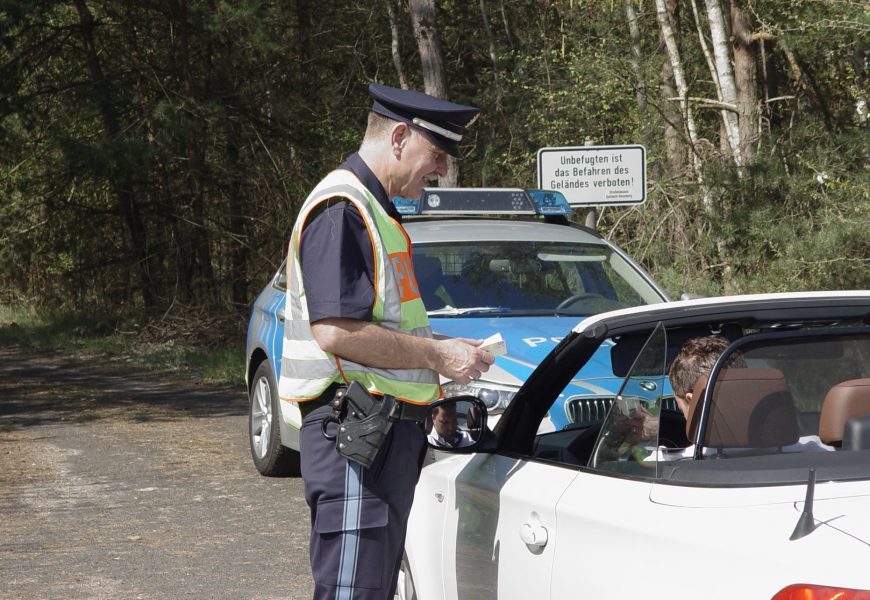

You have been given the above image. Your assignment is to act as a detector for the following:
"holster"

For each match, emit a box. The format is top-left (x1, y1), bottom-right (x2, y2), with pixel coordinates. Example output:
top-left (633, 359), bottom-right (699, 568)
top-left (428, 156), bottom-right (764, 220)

top-left (321, 382), bottom-right (398, 468)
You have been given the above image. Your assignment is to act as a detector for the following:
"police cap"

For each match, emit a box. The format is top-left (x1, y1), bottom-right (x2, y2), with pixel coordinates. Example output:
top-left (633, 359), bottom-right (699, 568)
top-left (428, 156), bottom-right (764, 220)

top-left (369, 83), bottom-right (480, 158)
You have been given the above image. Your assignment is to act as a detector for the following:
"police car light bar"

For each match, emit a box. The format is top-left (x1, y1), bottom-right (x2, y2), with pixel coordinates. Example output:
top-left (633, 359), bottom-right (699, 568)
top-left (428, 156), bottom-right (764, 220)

top-left (393, 188), bottom-right (572, 217)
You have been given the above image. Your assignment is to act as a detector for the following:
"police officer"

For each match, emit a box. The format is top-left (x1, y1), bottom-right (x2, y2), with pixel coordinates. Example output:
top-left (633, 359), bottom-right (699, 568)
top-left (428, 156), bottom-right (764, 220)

top-left (279, 83), bottom-right (493, 600)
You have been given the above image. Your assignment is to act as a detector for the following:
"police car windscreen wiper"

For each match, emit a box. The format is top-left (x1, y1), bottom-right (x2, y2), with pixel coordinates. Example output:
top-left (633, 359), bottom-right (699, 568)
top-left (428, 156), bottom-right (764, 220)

top-left (427, 306), bottom-right (511, 316)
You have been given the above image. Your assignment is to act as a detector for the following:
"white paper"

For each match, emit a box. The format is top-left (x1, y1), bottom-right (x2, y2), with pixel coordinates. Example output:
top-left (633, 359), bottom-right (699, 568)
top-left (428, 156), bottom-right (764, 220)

top-left (480, 332), bottom-right (507, 356)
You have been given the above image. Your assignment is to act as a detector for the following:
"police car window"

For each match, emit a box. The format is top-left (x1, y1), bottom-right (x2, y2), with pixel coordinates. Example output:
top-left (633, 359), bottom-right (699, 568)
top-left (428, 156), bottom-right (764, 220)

top-left (413, 242), bottom-right (659, 316)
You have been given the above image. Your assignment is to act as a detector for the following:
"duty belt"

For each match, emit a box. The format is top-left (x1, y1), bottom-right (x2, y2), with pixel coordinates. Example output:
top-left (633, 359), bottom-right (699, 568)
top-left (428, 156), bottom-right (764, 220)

top-left (390, 398), bottom-right (429, 422)
top-left (321, 382), bottom-right (429, 467)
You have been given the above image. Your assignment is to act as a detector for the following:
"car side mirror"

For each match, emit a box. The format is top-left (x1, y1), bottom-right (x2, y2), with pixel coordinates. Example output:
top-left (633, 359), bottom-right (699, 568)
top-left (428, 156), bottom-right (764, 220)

top-left (424, 396), bottom-right (488, 451)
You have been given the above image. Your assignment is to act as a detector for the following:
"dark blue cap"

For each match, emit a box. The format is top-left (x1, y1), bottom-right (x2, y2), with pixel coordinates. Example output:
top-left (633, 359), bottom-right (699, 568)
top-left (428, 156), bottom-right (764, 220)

top-left (369, 83), bottom-right (480, 158)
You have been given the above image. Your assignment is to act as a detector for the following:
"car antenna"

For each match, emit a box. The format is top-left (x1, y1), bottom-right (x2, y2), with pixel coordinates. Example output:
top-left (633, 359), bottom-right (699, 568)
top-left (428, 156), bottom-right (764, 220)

top-left (789, 468), bottom-right (817, 541)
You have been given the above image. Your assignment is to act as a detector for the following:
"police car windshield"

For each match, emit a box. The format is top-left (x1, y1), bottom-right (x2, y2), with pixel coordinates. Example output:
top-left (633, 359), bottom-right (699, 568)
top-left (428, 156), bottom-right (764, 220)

top-left (412, 241), bottom-right (662, 317)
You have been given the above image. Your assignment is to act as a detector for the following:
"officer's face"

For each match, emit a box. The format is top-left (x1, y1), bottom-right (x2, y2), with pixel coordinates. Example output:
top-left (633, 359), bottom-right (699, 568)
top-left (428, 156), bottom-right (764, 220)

top-left (398, 128), bottom-right (448, 199)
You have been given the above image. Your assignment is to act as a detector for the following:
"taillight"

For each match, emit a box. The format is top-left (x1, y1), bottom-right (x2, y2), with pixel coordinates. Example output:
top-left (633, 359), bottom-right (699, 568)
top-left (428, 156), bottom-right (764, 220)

top-left (772, 584), bottom-right (870, 600)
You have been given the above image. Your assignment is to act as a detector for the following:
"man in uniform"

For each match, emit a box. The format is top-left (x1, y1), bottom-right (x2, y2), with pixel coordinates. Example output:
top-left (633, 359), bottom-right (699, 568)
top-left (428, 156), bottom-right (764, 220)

top-left (279, 83), bottom-right (493, 600)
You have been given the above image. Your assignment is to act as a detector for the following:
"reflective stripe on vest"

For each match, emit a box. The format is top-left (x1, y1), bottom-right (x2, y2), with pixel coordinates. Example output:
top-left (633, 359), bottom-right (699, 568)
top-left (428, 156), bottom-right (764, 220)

top-left (278, 169), bottom-right (440, 428)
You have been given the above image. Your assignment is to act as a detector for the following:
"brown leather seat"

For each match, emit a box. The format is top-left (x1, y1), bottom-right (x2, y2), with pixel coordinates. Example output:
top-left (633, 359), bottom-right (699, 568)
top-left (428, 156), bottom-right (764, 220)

top-left (818, 378), bottom-right (870, 446)
top-left (686, 368), bottom-right (800, 449)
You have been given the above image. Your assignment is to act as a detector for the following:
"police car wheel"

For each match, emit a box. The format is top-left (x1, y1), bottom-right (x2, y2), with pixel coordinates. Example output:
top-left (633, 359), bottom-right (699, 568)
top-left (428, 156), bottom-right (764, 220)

top-left (249, 361), bottom-right (300, 476)
top-left (396, 554), bottom-right (417, 600)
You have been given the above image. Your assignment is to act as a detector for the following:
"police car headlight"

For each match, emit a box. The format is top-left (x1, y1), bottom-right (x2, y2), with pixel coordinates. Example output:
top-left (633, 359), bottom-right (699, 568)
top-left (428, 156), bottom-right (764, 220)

top-left (441, 380), bottom-right (519, 415)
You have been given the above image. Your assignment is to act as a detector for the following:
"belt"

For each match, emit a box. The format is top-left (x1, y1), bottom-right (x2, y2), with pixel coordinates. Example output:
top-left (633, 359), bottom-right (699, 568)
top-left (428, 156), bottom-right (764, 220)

top-left (389, 398), bottom-right (429, 423)
top-left (304, 384), bottom-right (430, 423)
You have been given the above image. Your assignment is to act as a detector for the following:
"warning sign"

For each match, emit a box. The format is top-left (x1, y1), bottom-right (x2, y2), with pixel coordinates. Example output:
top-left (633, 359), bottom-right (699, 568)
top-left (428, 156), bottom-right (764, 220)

top-left (536, 145), bottom-right (646, 207)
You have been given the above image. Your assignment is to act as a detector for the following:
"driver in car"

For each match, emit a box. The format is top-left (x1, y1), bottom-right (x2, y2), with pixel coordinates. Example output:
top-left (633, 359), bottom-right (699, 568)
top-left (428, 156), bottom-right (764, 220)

top-left (428, 403), bottom-right (475, 448)
top-left (651, 335), bottom-right (833, 460)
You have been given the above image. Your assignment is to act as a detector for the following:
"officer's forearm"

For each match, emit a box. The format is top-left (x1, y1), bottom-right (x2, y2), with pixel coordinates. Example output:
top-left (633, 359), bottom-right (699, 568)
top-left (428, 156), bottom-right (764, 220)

top-left (310, 318), bottom-right (440, 370)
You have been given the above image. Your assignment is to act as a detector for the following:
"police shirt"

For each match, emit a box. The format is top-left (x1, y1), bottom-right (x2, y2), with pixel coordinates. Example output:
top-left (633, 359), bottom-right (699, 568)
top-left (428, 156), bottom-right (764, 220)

top-left (299, 152), bottom-right (402, 324)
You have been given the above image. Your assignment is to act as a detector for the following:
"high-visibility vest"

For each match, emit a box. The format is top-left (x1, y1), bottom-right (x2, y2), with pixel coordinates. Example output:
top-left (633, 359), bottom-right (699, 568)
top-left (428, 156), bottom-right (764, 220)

top-left (278, 169), bottom-right (441, 428)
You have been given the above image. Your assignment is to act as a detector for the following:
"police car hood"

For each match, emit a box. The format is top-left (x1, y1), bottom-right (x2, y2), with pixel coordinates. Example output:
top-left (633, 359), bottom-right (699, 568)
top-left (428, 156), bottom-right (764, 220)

top-left (429, 316), bottom-right (612, 383)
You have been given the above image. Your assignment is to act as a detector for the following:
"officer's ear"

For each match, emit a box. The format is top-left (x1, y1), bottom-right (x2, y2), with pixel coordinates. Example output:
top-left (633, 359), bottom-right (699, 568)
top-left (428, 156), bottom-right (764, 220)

top-left (390, 122), bottom-right (411, 157)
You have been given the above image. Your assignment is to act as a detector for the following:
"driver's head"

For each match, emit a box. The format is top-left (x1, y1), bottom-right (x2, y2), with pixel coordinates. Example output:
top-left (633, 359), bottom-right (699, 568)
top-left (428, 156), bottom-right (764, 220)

top-left (432, 404), bottom-right (459, 439)
top-left (668, 335), bottom-right (744, 417)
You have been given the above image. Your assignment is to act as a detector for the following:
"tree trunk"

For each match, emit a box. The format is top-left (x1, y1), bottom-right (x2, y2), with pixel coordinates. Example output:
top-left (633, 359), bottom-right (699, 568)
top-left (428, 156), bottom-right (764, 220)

top-left (214, 0), bottom-right (248, 307)
top-left (384, 0), bottom-right (409, 89)
top-left (703, 0), bottom-right (743, 165)
top-left (179, 0), bottom-right (216, 304)
top-left (175, 0), bottom-right (194, 302)
top-left (624, 0), bottom-right (646, 114)
top-left (655, 0), bottom-right (704, 184)
top-left (409, 0), bottom-right (458, 187)
top-left (73, 0), bottom-right (156, 308)
top-left (658, 0), bottom-right (688, 182)
top-left (479, 0), bottom-right (502, 107)
top-left (731, 0), bottom-right (759, 163)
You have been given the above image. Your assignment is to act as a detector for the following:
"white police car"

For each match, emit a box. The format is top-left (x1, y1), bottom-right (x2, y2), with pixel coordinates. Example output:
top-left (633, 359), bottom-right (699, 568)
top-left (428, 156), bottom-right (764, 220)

top-left (245, 189), bottom-right (669, 475)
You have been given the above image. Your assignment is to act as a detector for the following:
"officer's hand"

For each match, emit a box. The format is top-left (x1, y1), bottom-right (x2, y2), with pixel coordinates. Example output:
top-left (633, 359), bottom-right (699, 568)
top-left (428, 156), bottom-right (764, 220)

top-left (435, 338), bottom-right (494, 384)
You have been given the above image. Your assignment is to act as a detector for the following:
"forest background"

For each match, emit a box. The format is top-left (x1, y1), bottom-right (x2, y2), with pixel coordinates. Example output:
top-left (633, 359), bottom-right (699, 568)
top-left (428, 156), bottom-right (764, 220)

top-left (0, 0), bottom-right (868, 371)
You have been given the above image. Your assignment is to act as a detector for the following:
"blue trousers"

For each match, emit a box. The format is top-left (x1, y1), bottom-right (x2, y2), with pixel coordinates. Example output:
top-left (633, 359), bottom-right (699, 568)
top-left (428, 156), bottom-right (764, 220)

top-left (301, 405), bottom-right (426, 600)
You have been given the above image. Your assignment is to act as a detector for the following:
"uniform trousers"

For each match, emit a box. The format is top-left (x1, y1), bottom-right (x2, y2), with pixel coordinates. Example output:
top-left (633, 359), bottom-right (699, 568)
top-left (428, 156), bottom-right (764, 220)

top-left (301, 404), bottom-right (427, 600)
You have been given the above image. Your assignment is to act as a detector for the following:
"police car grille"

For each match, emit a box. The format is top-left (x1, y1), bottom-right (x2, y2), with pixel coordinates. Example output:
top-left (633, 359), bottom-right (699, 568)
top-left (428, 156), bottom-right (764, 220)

top-left (566, 396), bottom-right (678, 426)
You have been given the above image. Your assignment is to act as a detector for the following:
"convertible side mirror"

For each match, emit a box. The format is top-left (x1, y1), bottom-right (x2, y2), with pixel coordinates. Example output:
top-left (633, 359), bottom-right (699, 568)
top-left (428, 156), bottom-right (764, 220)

top-left (424, 396), bottom-right (489, 451)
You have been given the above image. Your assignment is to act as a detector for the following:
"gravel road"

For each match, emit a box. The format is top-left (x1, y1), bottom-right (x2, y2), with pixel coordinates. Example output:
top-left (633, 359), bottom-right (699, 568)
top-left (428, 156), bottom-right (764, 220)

top-left (0, 347), bottom-right (313, 599)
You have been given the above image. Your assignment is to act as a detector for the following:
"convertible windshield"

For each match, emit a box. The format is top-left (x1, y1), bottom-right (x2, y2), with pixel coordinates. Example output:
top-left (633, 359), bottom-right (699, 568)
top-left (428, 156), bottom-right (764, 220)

top-left (412, 241), bottom-right (663, 316)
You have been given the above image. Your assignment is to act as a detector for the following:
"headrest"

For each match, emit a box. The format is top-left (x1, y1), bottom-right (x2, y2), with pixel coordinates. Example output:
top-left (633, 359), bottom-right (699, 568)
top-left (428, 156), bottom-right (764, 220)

top-left (819, 378), bottom-right (870, 445)
top-left (413, 255), bottom-right (443, 278)
top-left (489, 259), bottom-right (511, 273)
top-left (687, 368), bottom-right (799, 449)
top-left (685, 373), bottom-right (711, 440)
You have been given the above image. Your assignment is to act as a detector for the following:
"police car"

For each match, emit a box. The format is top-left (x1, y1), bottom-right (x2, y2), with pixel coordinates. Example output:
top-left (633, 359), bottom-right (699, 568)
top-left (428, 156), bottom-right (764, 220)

top-left (245, 189), bottom-right (669, 475)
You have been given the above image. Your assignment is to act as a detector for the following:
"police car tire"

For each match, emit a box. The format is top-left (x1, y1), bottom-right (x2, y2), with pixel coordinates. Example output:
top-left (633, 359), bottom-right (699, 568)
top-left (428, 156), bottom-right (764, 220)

top-left (397, 554), bottom-right (417, 600)
top-left (249, 361), bottom-right (300, 477)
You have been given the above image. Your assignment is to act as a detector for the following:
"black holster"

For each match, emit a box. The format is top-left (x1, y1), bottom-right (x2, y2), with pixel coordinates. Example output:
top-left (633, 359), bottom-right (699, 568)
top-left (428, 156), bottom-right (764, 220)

top-left (321, 382), bottom-right (398, 468)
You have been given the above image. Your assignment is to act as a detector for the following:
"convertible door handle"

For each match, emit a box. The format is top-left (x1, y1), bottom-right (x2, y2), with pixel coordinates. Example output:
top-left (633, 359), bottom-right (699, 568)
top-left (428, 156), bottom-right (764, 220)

top-left (276, 308), bottom-right (285, 323)
top-left (519, 522), bottom-right (549, 549)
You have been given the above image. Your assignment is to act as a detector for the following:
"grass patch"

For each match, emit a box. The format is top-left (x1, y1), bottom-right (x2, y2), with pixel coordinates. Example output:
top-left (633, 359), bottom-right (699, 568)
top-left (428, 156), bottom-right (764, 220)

top-left (0, 305), bottom-right (245, 385)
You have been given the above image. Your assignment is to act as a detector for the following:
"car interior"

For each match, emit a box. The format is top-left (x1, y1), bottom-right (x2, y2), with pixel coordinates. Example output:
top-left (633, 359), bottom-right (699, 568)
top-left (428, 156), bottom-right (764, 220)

top-left (412, 243), bottom-right (631, 314)
top-left (529, 324), bottom-right (870, 485)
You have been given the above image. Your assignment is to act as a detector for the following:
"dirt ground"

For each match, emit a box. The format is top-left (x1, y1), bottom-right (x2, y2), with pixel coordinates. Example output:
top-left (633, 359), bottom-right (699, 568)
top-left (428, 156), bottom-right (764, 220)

top-left (0, 346), bottom-right (313, 599)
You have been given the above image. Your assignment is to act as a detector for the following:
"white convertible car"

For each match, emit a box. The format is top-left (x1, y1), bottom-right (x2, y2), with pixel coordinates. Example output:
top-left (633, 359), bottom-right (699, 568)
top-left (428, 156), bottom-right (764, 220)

top-left (400, 292), bottom-right (870, 600)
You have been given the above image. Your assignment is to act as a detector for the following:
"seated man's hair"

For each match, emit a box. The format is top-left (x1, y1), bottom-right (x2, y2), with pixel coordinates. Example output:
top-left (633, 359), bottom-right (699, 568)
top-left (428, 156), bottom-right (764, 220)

top-left (668, 335), bottom-right (744, 398)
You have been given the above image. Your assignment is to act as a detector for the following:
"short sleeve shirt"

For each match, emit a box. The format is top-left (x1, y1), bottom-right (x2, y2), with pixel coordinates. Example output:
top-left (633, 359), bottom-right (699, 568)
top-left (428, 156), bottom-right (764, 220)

top-left (299, 153), bottom-right (403, 324)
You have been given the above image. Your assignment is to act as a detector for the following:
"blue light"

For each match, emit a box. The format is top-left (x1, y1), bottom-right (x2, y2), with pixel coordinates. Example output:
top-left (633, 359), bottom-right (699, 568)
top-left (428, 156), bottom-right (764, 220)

top-left (527, 190), bottom-right (573, 216)
top-left (392, 196), bottom-right (421, 215)
top-left (394, 189), bottom-right (573, 217)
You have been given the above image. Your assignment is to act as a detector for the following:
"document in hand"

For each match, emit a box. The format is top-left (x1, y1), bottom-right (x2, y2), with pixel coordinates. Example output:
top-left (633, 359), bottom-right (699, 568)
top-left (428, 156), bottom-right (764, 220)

top-left (480, 332), bottom-right (507, 356)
